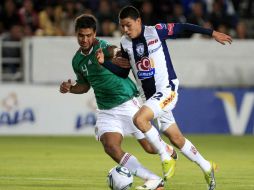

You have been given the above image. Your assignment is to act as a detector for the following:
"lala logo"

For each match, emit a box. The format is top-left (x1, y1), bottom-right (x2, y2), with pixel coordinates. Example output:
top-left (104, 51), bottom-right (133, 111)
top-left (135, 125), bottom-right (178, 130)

top-left (0, 93), bottom-right (35, 126)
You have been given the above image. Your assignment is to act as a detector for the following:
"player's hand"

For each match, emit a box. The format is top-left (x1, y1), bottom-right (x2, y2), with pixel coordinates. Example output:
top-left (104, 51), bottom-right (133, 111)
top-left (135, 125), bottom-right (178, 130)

top-left (212, 31), bottom-right (232, 45)
top-left (112, 57), bottom-right (131, 68)
top-left (96, 48), bottom-right (104, 64)
top-left (114, 48), bottom-right (122, 57)
top-left (60, 79), bottom-right (72, 93)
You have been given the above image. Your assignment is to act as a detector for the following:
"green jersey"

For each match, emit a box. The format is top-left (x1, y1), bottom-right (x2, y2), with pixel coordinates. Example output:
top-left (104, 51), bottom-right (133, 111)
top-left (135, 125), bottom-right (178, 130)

top-left (72, 38), bottom-right (139, 110)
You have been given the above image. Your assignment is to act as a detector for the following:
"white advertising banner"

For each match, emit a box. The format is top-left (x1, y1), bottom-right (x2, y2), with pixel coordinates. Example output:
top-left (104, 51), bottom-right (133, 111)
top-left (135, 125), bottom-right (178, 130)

top-left (0, 84), bottom-right (97, 135)
top-left (25, 37), bottom-right (254, 87)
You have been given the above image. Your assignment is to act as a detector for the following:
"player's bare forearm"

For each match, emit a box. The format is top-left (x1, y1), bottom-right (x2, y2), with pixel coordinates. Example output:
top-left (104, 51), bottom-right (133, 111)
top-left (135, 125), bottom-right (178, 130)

top-left (69, 83), bottom-right (90, 94)
top-left (60, 80), bottom-right (90, 94)
top-left (212, 30), bottom-right (232, 45)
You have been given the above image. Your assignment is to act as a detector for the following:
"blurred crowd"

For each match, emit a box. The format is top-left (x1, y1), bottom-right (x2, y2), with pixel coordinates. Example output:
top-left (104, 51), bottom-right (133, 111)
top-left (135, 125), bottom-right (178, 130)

top-left (0, 0), bottom-right (254, 39)
top-left (0, 0), bottom-right (253, 82)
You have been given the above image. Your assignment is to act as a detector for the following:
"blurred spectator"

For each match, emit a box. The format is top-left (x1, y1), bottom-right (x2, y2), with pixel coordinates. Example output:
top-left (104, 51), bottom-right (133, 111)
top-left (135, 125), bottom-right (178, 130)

top-left (96, 0), bottom-right (117, 36)
top-left (245, 0), bottom-right (253, 18)
top-left (2, 24), bottom-right (24, 81)
top-left (169, 3), bottom-right (187, 23)
top-left (36, 4), bottom-right (64, 36)
top-left (187, 1), bottom-right (208, 26)
top-left (235, 21), bottom-right (248, 39)
top-left (186, 1), bottom-right (209, 37)
top-left (180, 0), bottom-right (197, 16)
top-left (0, 0), bottom-right (253, 38)
top-left (0, 0), bottom-right (21, 33)
top-left (96, 0), bottom-right (115, 22)
top-left (98, 19), bottom-right (117, 37)
top-left (18, 0), bottom-right (39, 35)
top-left (140, 0), bottom-right (157, 25)
top-left (59, 0), bottom-right (81, 36)
top-left (155, 0), bottom-right (175, 22)
top-left (207, 0), bottom-right (239, 30)
top-left (208, 0), bottom-right (230, 30)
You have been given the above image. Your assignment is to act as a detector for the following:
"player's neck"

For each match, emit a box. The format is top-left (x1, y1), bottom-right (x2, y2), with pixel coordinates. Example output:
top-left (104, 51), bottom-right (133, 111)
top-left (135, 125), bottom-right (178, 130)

top-left (132, 25), bottom-right (143, 39)
top-left (81, 47), bottom-right (93, 56)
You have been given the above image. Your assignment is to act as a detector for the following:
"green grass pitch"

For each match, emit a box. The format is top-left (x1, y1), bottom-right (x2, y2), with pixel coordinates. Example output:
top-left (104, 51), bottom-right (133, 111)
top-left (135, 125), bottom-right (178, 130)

top-left (0, 135), bottom-right (253, 190)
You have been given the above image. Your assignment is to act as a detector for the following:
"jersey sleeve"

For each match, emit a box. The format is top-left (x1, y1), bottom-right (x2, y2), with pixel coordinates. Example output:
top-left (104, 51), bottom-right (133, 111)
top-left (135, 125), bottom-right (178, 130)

top-left (102, 61), bottom-right (130, 78)
top-left (155, 23), bottom-right (213, 39)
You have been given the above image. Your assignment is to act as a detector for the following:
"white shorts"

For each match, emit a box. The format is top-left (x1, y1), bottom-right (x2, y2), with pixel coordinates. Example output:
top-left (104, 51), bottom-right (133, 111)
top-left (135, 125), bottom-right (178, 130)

top-left (144, 79), bottom-right (179, 131)
top-left (95, 98), bottom-right (145, 141)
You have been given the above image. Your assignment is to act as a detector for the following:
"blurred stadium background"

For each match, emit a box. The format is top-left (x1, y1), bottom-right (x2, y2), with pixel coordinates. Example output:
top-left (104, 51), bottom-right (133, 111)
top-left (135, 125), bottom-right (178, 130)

top-left (0, 0), bottom-right (254, 190)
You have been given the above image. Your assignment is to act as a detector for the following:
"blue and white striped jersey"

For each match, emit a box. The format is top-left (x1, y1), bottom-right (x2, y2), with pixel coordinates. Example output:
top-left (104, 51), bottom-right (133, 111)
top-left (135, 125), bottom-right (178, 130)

top-left (121, 23), bottom-right (178, 100)
top-left (119, 23), bottom-right (212, 100)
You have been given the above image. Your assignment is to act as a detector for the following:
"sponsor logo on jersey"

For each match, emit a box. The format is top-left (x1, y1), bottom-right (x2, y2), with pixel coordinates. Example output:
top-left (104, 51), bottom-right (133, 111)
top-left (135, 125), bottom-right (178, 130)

top-left (167, 23), bottom-right (175, 35)
top-left (155, 23), bottom-right (167, 30)
top-left (136, 43), bottom-right (144, 56)
top-left (148, 39), bottom-right (158, 46)
top-left (136, 57), bottom-right (155, 79)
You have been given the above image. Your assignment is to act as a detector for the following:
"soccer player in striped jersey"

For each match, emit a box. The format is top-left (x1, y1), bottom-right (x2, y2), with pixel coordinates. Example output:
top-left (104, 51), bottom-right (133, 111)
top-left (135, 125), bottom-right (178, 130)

top-left (60, 14), bottom-right (178, 190)
top-left (98, 5), bottom-right (232, 190)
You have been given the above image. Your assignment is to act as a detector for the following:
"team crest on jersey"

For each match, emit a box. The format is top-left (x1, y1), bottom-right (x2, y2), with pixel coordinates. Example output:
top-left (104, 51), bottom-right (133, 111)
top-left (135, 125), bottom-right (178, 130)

top-left (136, 43), bottom-right (144, 57)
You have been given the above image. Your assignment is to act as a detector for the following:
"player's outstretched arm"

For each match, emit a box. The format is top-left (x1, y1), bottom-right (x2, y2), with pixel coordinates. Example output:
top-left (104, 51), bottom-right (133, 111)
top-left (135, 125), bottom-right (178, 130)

top-left (60, 79), bottom-right (90, 94)
top-left (212, 30), bottom-right (232, 45)
top-left (96, 47), bottom-right (130, 68)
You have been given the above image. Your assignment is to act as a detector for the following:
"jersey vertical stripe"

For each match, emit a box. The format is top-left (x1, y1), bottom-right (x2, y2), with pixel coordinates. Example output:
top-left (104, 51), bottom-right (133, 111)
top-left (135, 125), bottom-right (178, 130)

top-left (132, 26), bottom-right (156, 99)
top-left (121, 25), bottom-right (177, 99)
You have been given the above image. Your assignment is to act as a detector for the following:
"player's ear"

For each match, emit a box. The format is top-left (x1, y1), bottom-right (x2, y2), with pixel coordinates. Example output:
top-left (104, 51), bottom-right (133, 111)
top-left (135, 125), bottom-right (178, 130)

top-left (137, 18), bottom-right (142, 25)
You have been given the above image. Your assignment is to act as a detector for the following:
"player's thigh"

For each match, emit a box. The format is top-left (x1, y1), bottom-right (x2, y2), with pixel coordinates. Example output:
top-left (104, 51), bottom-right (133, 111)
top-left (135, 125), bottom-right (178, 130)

top-left (144, 88), bottom-right (178, 118)
top-left (158, 111), bottom-right (176, 131)
top-left (95, 112), bottom-right (124, 141)
top-left (133, 105), bottom-right (154, 123)
top-left (100, 132), bottom-right (123, 148)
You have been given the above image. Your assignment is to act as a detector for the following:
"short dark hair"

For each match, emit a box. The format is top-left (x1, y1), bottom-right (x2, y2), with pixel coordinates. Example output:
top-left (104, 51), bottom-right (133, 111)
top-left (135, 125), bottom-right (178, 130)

top-left (119, 6), bottom-right (140, 20)
top-left (75, 14), bottom-right (97, 32)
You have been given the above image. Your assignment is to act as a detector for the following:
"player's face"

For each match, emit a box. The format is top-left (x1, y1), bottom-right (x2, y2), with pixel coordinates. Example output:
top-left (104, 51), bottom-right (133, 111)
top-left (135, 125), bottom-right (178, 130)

top-left (76, 28), bottom-right (96, 52)
top-left (120, 17), bottom-right (142, 39)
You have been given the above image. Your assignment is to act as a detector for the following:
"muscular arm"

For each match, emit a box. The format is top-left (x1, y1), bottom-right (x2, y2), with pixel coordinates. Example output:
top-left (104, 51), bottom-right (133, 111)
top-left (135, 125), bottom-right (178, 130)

top-left (69, 82), bottom-right (90, 94)
top-left (60, 79), bottom-right (90, 94)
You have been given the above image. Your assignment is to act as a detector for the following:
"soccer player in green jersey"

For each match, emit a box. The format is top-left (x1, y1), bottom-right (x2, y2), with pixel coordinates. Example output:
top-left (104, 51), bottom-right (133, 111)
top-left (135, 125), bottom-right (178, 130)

top-left (59, 14), bottom-right (177, 190)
